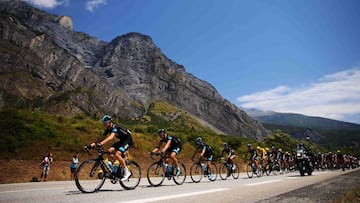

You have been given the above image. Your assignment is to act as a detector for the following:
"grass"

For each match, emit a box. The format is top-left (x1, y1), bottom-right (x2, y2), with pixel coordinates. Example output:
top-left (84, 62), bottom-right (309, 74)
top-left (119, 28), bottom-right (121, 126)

top-left (0, 101), bottom-right (344, 183)
top-left (332, 186), bottom-right (360, 203)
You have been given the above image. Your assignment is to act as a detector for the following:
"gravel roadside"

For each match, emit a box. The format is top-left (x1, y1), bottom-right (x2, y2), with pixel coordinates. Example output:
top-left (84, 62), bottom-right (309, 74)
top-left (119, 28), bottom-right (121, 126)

top-left (257, 169), bottom-right (360, 203)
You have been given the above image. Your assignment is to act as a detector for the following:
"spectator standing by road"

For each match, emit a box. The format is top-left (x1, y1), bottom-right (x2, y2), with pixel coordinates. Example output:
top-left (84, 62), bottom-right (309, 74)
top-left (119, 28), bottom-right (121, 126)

top-left (70, 153), bottom-right (79, 180)
top-left (40, 152), bottom-right (53, 181)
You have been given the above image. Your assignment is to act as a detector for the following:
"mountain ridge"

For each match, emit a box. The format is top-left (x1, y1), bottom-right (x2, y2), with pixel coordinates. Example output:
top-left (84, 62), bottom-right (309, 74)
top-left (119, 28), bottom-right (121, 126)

top-left (0, 0), bottom-right (268, 139)
top-left (243, 108), bottom-right (360, 130)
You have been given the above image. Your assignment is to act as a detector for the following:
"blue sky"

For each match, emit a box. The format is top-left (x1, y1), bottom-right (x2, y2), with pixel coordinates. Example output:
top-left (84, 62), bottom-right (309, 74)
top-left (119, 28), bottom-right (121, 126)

top-left (24, 0), bottom-right (360, 124)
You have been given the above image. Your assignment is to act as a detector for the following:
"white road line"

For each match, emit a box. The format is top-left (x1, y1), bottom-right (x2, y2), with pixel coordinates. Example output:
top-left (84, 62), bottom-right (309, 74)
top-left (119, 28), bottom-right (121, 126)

top-left (0, 187), bottom-right (74, 194)
top-left (119, 188), bottom-right (229, 203)
top-left (245, 179), bottom-right (282, 186)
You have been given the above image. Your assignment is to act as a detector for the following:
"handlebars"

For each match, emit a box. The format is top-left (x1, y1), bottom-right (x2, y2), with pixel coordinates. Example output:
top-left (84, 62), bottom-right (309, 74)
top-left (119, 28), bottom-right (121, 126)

top-left (84, 144), bottom-right (106, 155)
top-left (148, 152), bottom-right (168, 160)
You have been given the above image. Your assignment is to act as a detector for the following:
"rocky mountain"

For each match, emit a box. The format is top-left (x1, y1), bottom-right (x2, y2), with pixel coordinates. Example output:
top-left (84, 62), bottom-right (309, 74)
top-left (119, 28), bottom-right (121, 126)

top-left (0, 0), bottom-right (268, 139)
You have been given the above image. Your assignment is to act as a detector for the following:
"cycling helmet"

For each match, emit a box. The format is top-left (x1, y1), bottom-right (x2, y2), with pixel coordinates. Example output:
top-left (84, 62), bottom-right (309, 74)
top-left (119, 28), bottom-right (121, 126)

top-left (271, 145), bottom-right (276, 150)
top-left (256, 146), bottom-right (261, 149)
top-left (196, 137), bottom-right (202, 145)
top-left (158, 129), bottom-right (165, 135)
top-left (101, 115), bottom-right (112, 124)
top-left (222, 142), bottom-right (228, 148)
top-left (247, 143), bottom-right (251, 147)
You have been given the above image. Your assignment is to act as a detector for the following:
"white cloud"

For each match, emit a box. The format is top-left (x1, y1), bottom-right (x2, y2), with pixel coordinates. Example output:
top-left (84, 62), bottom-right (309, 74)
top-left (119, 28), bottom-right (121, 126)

top-left (236, 68), bottom-right (360, 123)
top-left (22, 0), bottom-right (68, 9)
top-left (86, 0), bottom-right (107, 12)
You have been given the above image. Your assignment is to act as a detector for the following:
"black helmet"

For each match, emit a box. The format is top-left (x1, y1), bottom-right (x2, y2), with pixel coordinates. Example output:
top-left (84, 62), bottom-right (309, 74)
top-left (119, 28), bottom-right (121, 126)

top-left (158, 129), bottom-right (165, 135)
top-left (101, 115), bottom-right (112, 124)
top-left (222, 142), bottom-right (228, 148)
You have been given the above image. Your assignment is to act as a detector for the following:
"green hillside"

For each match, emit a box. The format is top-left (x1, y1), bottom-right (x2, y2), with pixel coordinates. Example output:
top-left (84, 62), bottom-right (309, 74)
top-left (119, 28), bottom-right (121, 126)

top-left (0, 101), bottom-right (331, 161)
top-left (263, 123), bottom-right (360, 155)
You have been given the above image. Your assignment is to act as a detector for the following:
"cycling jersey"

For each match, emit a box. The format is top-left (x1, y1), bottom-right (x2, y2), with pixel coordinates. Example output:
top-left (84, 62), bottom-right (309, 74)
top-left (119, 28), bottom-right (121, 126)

top-left (247, 148), bottom-right (258, 160)
top-left (222, 147), bottom-right (235, 156)
top-left (257, 148), bottom-right (267, 158)
top-left (104, 123), bottom-right (133, 152)
top-left (197, 143), bottom-right (213, 159)
top-left (159, 134), bottom-right (182, 154)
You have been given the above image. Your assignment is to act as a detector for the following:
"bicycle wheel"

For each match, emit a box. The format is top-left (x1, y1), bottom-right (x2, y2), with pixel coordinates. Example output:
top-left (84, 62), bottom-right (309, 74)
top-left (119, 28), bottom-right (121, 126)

top-left (147, 162), bottom-right (165, 187)
top-left (120, 160), bottom-right (141, 190)
top-left (219, 164), bottom-right (228, 180)
top-left (75, 159), bottom-right (106, 193)
top-left (264, 164), bottom-right (270, 176)
top-left (208, 163), bottom-right (217, 181)
top-left (246, 164), bottom-right (253, 178)
top-left (190, 163), bottom-right (203, 183)
top-left (272, 164), bottom-right (279, 176)
top-left (173, 162), bottom-right (186, 185)
top-left (256, 164), bottom-right (263, 177)
top-left (231, 163), bottom-right (240, 179)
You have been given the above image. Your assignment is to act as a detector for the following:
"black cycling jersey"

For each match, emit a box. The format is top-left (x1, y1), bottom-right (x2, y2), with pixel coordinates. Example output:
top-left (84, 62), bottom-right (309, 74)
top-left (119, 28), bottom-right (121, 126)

top-left (222, 147), bottom-right (235, 156)
top-left (247, 148), bottom-right (258, 159)
top-left (103, 123), bottom-right (133, 147)
top-left (160, 134), bottom-right (182, 150)
top-left (197, 143), bottom-right (213, 158)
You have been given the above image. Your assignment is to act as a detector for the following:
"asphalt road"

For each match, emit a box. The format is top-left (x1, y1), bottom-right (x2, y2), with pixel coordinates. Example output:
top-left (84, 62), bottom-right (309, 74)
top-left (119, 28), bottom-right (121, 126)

top-left (1, 168), bottom-right (359, 203)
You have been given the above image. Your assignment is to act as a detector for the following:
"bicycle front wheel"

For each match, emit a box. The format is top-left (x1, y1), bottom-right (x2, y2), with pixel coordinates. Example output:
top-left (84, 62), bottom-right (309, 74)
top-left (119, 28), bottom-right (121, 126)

top-left (173, 162), bottom-right (186, 185)
top-left (264, 164), bottom-right (270, 176)
top-left (219, 164), bottom-right (228, 180)
top-left (190, 163), bottom-right (203, 183)
top-left (147, 162), bottom-right (165, 187)
top-left (75, 159), bottom-right (106, 193)
top-left (208, 163), bottom-right (217, 181)
top-left (231, 163), bottom-right (240, 179)
top-left (246, 164), bottom-right (253, 178)
top-left (120, 160), bottom-right (141, 190)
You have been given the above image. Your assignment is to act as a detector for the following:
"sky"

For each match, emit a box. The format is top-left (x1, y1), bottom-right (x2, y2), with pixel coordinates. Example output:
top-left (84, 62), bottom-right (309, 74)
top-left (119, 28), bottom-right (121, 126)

top-left (23, 0), bottom-right (360, 124)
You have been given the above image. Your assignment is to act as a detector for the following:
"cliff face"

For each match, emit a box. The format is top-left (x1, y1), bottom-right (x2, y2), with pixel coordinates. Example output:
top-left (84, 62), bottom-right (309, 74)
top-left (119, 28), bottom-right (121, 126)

top-left (0, 0), bottom-right (268, 139)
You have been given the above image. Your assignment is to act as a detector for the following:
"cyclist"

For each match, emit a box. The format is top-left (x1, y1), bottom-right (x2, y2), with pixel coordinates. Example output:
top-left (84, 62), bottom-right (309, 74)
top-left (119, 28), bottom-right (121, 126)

top-left (151, 129), bottom-right (182, 176)
top-left (336, 150), bottom-right (345, 171)
top-left (278, 148), bottom-right (284, 172)
top-left (90, 115), bottom-right (133, 181)
top-left (192, 137), bottom-right (214, 179)
top-left (256, 146), bottom-right (267, 162)
top-left (246, 144), bottom-right (259, 173)
top-left (220, 142), bottom-right (236, 171)
top-left (270, 145), bottom-right (279, 161)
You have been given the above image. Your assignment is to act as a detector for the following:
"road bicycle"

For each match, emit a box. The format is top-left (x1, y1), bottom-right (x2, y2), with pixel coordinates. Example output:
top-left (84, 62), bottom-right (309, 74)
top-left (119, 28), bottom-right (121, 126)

top-left (74, 145), bottom-right (141, 193)
top-left (146, 153), bottom-right (186, 186)
top-left (260, 159), bottom-right (271, 176)
top-left (269, 158), bottom-right (281, 175)
top-left (218, 158), bottom-right (239, 180)
top-left (190, 156), bottom-right (217, 183)
top-left (246, 159), bottom-right (262, 178)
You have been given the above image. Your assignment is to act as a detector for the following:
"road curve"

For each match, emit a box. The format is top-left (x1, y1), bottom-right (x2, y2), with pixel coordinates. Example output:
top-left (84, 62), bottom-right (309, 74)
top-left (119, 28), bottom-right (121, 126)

top-left (0, 168), bottom-right (359, 203)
